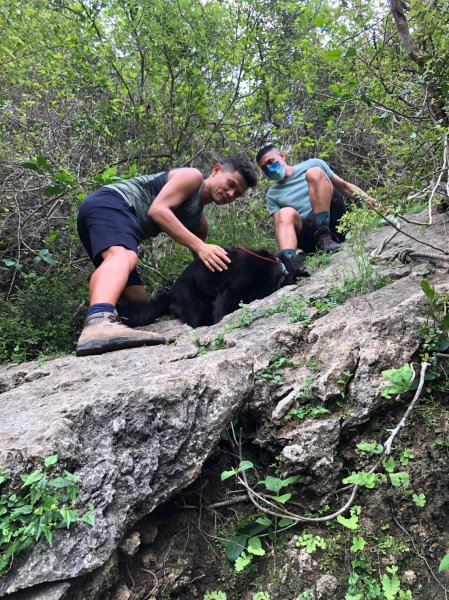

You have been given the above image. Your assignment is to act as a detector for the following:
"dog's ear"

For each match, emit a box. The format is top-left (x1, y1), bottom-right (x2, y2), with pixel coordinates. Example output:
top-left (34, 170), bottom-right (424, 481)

top-left (277, 252), bottom-right (310, 278)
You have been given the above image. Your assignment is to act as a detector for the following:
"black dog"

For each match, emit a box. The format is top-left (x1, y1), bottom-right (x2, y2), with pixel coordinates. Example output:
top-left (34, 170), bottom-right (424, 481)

top-left (118, 246), bottom-right (309, 328)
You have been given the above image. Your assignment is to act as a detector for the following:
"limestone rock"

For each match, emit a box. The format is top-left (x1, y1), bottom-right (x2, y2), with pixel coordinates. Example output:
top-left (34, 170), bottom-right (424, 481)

top-left (1, 210), bottom-right (448, 598)
top-left (0, 347), bottom-right (253, 596)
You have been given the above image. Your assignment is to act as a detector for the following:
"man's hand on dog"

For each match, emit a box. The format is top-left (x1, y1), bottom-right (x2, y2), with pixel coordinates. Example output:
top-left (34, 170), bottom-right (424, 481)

top-left (198, 243), bottom-right (231, 272)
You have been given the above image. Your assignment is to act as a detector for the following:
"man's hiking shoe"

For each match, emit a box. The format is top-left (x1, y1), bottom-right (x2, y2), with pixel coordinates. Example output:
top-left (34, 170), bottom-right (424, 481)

top-left (76, 310), bottom-right (166, 357)
top-left (314, 226), bottom-right (341, 253)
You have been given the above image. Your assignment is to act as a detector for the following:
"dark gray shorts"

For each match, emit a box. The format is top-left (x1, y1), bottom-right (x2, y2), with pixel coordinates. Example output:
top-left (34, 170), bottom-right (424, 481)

top-left (298, 190), bottom-right (346, 253)
top-left (77, 188), bottom-right (143, 286)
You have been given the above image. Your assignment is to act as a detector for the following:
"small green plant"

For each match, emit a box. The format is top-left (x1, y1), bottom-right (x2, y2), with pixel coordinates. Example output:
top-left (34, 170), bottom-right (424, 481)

top-left (296, 533), bottom-right (327, 553)
top-left (412, 492), bottom-right (426, 507)
top-left (226, 302), bottom-right (255, 330)
top-left (204, 591), bottom-right (227, 600)
top-left (210, 331), bottom-right (227, 350)
top-left (296, 376), bottom-right (316, 400)
top-left (350, 536), bottom-right (366, 553)
top-left (380, 565), bottom-right (411, 600)
top-left (356, 442), bottom-right (384, 455)
top-left (297, 590), bottom-right (313, 600)
top-left (221, 460), bottom-right (254, 482)
top-left (399, 448), bottom-right (414, 466)
top-left (227, 530), bottom-right (267, 574)
top-left (381, 364), bottom-right (414, 398)
top-left (419, 279), bottom-right (449, 353)
top-left (304, 250), bottom-right (332, 273)
top-left (219, 466), bottom-right (300, 573)
top-left (258, 474), bottom-right (300, 504)
top-left (281, 295), bottom-right (311, 324)
top-left (255, 355), bottom-right (293, 387)
top-left (342, 471), bottom-right (380, 489)
top-left (287, 405), bottom-right (330, 420)
top-left (337, 370), bottom-right (353, 399)
top-left (252, 591), bottom-right (270, 600)
top-left (193, 337), bottom-right (208, 356)
top-left (337, 505), bottom-right (361, 530)
top-left (0, 455), bottom-right (94, 575)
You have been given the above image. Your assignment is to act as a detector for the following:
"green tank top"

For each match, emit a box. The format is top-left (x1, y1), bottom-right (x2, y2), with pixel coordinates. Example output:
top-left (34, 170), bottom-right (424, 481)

top-left (106, 172), bottom-right (205, 240)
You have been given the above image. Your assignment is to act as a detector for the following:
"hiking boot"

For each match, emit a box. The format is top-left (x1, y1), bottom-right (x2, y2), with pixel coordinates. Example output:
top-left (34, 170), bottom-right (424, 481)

top-left (314, 226), bottom-right (341, 253)
top-left (76, 310), bottom-right (166, 357)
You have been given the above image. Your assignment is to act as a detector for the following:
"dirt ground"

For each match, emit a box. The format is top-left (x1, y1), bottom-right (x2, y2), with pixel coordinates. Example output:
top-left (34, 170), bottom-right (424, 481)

top-left (110, 376), bottom-right (449, 600)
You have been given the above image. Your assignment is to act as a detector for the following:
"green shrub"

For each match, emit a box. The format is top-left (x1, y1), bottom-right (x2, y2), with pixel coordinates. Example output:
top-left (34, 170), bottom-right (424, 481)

top-left (0, 455), bottom-right (94, 575)
top-left (0, 268), bottom-right (87, 362)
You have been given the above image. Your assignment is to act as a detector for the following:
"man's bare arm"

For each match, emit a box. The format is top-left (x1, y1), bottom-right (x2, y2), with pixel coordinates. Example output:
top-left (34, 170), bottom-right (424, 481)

top-left (330, 173), bottom-right (376, 205)
top-left (148, 168), bottom-right (230, 271)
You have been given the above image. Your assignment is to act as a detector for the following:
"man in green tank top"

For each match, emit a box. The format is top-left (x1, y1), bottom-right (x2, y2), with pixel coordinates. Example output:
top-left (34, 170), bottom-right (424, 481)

top-left (256, 145), bottom-right (375, 258)
top-left (76, 156), bottom-right (258, 357)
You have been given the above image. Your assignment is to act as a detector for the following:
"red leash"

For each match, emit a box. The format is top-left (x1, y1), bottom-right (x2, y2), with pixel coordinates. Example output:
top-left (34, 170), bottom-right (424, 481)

top-left (235, 246), bottom-right (279, 264)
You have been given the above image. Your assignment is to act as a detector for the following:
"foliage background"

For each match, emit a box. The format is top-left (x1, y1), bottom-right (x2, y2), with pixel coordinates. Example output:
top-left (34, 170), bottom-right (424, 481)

top-left (0, 0), bottom-right (447, 362)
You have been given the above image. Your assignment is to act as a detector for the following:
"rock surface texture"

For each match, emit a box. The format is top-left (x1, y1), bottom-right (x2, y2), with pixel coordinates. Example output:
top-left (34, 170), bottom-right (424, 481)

top-left (1, 211), bottom-right (448, 598)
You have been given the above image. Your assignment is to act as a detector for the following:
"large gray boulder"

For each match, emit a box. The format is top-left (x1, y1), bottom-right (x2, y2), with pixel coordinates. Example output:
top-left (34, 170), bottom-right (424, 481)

top-left (0, 346), bottom-right (253, 596)
top-left (1, 210), bottom-right (448, 598)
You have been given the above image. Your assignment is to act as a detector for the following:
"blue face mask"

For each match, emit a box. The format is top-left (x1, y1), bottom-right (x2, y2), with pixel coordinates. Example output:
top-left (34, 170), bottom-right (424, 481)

top-left (265, 161), bottom-right (286, 181)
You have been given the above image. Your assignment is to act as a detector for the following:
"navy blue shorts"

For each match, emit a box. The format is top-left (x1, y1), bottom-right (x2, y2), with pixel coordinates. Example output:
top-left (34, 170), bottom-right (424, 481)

top-left (77, 188), bottom-right (143, 286)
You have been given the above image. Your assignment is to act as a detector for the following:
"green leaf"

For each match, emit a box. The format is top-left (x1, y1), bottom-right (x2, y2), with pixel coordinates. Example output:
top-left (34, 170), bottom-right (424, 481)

top-left (356, 442), bottom-right (383, 455)
top-left (342, 471), bottom-right (378, 489)
top-left (59, 506), bottom-right (77, 528)
top-left (296, 534), bottom-right (327, 553)
top-left (325, 49), bottom-right (343, 59)
top-left (42, 527), bottom-right (53, 545)
top-left (42, 184), bottom-right (65, 196)
top-left (350, 536), bottom-right (366, 553)
top-left (21, 161), bottom-right (42, 172)
top-left (442, 312), bottom-right (449, 331)
top-left (382, 363), bottom-right (413, 386)
top-left (381, 571), bottom-right (400, 600)
top-left (420, 279), bottom-right (435, 301)
top-left (225, 534), bottom-right (247, 561)
top-left (44, 455), bottom-right (58, 468)
top-left (438, 553), bottom-right (449, 572)
top-left (381, 364), bottom-right (413, 398)
top-left (20, 470), bottom-right (44, 487)
top-left (247, 536), bottom-right (265, 556)
top-left (278, 518), bottom-right (294, 527)
top-left (389, 471), bottom-right (410, 488)
top-left (259, 475), bottom-right (299, 493)
top-left (48, 477), bottom-right (69, 488)
top-left (81, 510), bottom-right (95, 527)
top-left (238, 460), bottom-right (254, 473)
top-left (337, 505), bottom-right (361, 531)
top-left (412, 493), bottom-right (426, 507)
top-left (220, 469), bottom-right (237, 481)
top-left (234, 551), bottom-right (252, 572)
top-left (337, 512), bottom-right (359, 531)
top-left (11, 504), bottom-right (33, 517)
top-left (383, 457), bottom-right (396, 473)
top-left (36, 155), bottom-right (52, 170)
top-left (272, 493), bottom-right (291, 504)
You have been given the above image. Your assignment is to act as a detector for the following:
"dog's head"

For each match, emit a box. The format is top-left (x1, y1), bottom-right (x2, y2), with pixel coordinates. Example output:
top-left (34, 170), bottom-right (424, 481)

top-left (277, 251), bottom-right (310, 285)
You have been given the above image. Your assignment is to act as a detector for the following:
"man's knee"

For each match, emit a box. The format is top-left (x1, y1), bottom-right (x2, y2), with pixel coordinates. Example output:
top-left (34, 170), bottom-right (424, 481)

top-left (305, 167), bottom-right (331, 187)
top-left (275, 207), bottom-right (300, 227)
top-left (101, 245), bottom-right (139, 270)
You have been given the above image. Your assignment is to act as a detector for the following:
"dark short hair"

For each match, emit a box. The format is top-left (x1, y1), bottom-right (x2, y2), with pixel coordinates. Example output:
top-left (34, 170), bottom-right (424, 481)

top-left (220, 156), bottom-right (258, 188)
top-left (255, 144), bottom-right (277, 164)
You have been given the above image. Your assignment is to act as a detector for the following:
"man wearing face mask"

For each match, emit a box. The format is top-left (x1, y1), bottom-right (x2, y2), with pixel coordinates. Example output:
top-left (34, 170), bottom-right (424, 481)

top-left (256, 145), bottom-right (374, 257)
